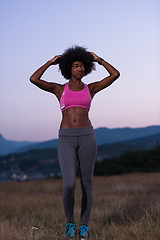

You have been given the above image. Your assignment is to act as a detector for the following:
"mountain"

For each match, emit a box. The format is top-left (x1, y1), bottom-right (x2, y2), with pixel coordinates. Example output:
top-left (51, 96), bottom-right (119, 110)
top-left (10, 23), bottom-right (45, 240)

top-left (0, 134), bottom-right (37, 155)
top-left (0, 134), bottom-right (160, 182)
top-left (1, 125), bottom-right (160, 155)
top-left (94, 125), bottom-right (160, 145)
top-left (97, 133), bottom-right (160, 159)
top-left (16, 125), bottom-right (160, 153)
top-left (15, 139), bottom-right (58, 154)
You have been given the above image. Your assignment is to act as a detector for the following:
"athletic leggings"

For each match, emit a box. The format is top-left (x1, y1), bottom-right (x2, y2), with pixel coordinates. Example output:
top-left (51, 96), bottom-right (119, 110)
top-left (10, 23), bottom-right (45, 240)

top-left (58, 127), bottom-right (97, 225)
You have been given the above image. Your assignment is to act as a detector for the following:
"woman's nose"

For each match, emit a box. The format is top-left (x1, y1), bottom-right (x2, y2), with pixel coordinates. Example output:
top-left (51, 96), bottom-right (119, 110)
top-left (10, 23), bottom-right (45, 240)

top-left (79, 66), bottom-right (83, 71)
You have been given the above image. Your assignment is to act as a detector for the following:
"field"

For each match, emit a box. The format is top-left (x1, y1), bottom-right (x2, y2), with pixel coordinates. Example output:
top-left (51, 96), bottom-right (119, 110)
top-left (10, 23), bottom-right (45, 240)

top-left (0, 173), bottom-right (160, 240)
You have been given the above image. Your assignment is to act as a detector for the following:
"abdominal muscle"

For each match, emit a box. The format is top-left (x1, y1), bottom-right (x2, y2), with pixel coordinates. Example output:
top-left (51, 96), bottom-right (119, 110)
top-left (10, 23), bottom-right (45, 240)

top-left (60, 107), bottom-right (92, 129)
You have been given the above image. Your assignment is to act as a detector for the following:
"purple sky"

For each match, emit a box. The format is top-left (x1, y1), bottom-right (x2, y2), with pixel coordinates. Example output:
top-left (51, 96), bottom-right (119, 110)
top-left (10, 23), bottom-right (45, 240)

top-left (0, 0), bottom-right (160, 141)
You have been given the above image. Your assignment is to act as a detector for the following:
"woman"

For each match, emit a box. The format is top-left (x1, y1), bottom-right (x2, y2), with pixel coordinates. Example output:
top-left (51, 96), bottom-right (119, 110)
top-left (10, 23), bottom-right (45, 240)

top-left (30, 46), bottom-right (120, 239)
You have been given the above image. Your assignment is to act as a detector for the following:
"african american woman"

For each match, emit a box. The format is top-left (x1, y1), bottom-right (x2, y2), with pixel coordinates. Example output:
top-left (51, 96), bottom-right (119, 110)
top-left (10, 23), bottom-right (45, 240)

top-left (30, 46), bottom-right (120, 239)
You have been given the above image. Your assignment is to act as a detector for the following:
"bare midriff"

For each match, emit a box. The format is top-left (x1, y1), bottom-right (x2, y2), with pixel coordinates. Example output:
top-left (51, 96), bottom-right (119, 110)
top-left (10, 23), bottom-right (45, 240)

top-left (60, 107), bottom-right (92, 129)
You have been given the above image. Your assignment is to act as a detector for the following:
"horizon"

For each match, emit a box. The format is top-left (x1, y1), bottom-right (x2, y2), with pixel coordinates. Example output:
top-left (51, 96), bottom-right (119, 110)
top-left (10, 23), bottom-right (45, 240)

top-left (1, 124), bottom-right (160, 142)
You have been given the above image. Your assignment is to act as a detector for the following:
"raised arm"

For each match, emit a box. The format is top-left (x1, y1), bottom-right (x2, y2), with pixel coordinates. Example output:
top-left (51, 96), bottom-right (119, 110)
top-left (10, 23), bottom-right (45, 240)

top-left (88, 52), bottom-right (120, 98)
top-left (30, 55), bottom-right (62, 96)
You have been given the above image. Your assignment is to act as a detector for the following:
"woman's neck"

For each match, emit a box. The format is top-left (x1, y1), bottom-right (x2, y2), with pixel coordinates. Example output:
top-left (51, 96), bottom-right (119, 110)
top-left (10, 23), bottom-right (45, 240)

top-left (69, 78), bottom-right (83, 86)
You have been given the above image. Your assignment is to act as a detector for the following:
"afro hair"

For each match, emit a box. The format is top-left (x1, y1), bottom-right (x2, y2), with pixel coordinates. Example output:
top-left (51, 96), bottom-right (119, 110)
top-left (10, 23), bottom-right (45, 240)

top-left (59, 46), bottom-right (95, 80)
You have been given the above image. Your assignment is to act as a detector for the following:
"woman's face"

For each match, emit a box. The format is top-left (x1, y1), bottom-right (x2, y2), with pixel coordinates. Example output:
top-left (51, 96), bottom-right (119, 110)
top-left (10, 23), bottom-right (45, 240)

top-left (71, 61), bottom-right (85, 80)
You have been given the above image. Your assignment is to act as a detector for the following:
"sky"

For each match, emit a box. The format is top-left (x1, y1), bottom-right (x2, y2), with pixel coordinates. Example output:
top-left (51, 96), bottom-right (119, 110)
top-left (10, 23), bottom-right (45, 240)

top-left (0, 0), bottom-right (160, 142)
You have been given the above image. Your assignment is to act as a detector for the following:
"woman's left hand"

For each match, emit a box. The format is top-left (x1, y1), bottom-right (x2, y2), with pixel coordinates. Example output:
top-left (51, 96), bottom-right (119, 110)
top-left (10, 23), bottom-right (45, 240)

top-left (89, 52), bottom-right (100, 62)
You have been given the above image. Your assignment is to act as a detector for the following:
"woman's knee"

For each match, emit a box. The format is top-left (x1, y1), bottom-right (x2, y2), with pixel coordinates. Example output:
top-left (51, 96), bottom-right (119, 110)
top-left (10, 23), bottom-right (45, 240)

top-left (63, 182), bottom-right (75, 195)
top-left (81, 176), bottom-right (92, 191)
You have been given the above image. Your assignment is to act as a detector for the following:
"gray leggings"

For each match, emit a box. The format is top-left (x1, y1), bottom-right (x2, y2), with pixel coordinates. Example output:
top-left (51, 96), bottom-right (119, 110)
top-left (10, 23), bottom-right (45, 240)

top-left (58, 127), bottom-right (97, 225)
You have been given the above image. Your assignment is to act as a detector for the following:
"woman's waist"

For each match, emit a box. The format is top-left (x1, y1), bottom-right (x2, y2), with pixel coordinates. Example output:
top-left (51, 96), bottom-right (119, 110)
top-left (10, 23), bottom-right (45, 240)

top-left (59, 126), bottom-right (94, 137)
top-left (60, 118), bottom-right (92, 130)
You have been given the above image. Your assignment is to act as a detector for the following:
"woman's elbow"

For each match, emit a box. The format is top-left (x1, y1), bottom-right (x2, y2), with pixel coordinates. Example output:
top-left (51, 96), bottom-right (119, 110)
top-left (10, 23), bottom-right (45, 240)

top-left (30, 76), bottom-right (36, 84)
top-left (115, 71), bottom-right (120, 80)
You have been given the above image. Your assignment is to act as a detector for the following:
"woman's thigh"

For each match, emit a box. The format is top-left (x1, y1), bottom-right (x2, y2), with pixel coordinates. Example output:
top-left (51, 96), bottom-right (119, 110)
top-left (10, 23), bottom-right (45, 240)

top-left (58, 136), bottom-right (77, 186)
top-left (78, 134), bottom-right (97, 178)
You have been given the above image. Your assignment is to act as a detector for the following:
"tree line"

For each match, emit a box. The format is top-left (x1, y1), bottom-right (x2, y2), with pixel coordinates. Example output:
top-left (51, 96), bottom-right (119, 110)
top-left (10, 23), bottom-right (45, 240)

top-left (94, 145), bottom-right (160, 176)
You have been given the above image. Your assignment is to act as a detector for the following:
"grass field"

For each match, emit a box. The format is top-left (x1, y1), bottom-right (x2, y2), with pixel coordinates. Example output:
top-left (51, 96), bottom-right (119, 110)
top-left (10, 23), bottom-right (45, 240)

top-left (0, 173), bottom-right (160, 240)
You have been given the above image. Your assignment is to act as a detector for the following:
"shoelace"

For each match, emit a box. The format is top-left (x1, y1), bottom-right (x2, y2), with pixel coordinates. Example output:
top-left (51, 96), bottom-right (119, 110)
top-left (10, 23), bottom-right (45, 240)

top-left (65, 223), bottom-right (76, 237)
top-left (79, 225), bottom-right (92, 236)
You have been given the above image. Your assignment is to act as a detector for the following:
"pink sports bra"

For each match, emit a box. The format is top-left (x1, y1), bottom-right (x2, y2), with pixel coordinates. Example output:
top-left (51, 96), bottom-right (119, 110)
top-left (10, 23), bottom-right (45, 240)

top-left (60, 83), bottom-right (91, 112)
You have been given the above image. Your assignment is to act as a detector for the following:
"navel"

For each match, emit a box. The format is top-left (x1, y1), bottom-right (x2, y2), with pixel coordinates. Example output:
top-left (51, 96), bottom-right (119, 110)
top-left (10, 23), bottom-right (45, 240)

top-left (73, 118), bottom-right (77, 123)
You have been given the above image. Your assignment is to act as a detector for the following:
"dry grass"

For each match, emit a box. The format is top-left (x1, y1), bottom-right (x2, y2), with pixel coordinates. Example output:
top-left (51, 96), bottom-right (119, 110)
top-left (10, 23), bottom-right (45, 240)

top-left (0, 173), bottom-right (160, 240)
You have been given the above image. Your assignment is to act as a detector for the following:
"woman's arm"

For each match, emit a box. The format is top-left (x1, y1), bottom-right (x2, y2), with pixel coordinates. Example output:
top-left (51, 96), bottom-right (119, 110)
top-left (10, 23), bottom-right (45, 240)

top-left (88, 52), bottom-right (120, 97)
top-left (30, 55), bottom-right (62, 94)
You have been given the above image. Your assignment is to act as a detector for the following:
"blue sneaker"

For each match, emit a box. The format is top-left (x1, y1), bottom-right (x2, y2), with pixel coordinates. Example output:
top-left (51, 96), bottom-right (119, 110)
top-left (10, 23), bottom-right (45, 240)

top-left (65, 223), bottom-right (76, 238)
top-left (79, 225), bottom-right (92, 239)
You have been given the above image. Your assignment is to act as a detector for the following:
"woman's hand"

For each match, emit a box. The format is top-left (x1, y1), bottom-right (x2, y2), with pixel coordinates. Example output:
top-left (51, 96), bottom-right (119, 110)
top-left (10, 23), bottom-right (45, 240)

top-left (49, 55), bottom-right (62, 65)
top-left (88, 52), bottom-right (120, 97)
top-left (30, 55), bottom-right (62, 85)
top-left (89, 52), bottom-right (100, 62)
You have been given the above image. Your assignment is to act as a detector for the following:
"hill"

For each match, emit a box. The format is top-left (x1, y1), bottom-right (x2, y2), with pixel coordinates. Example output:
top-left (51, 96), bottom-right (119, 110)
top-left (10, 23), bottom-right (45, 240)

top-left (0, 148), bottom-right (59, 182)
top-left (0, 134), bottom-right (37, 155)
top-left (1, 125), bottom-right (160, 155)
top-left (94, 145), bottom-right (160, 176)
top-left (94, 125), bottom-right (160, 145)
top-left (97, 133), bottom-right (160, 159)
top-left (15, 139), bottom-right (58, 154)
top-left (0, 133), bottom-right (160, 182)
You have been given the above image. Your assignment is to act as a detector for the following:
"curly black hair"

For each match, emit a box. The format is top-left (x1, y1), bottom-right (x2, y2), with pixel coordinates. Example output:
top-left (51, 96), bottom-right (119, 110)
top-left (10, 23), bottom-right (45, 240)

top-left (59, 46), bottom-right (95, 80)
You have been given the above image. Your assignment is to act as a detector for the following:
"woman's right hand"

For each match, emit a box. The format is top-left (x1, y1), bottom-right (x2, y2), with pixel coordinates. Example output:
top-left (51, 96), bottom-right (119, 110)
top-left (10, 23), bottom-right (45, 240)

top-left (30, 55), bottom-right (62, 85)
top-left (50, 55), bottom-right (62, 65)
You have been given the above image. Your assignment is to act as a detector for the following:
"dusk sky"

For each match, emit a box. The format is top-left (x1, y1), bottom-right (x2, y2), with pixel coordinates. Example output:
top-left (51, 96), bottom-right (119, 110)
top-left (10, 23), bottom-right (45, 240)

top-left (0, 0), bottom-right (160, 141)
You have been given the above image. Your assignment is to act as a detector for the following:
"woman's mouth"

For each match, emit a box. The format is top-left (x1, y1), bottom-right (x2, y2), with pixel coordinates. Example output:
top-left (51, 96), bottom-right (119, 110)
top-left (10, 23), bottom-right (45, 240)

top-left (79, 72), bottom-right (84, 76)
